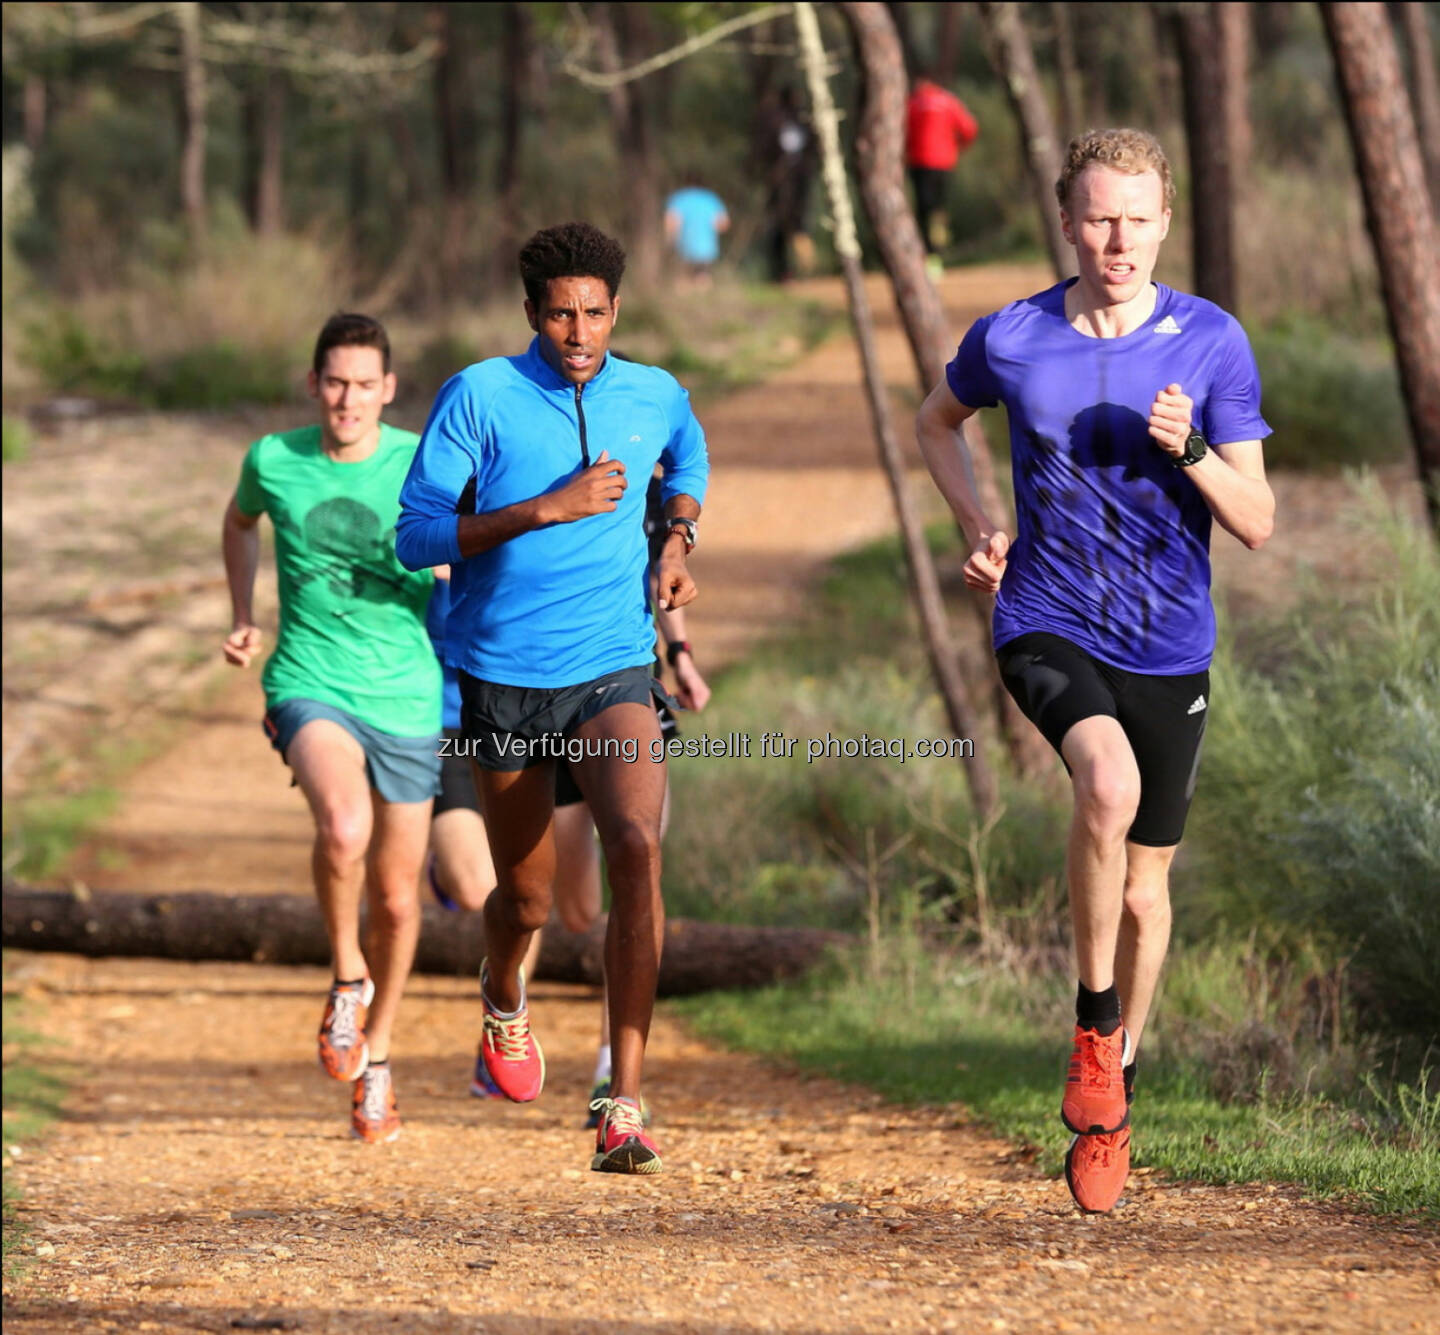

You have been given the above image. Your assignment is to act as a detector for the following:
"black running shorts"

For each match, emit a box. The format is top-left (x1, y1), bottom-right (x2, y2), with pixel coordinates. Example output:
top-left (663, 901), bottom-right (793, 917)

top-left (435, 726), bottom-right (588, 813)
top-left (995, 631), bottom-right (1210, 847)
top-left (458, 664), bottom-right (674, 774)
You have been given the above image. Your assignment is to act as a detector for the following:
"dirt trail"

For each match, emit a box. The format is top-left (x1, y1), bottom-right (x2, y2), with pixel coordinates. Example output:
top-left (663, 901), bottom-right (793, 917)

top-left (6, 267), bottom-right (1436, 1332)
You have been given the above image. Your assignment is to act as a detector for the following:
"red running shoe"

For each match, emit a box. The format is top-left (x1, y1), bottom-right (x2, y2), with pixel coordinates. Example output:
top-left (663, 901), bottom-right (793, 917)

top-left (590, 1095), bottom-right (662, 1175)
top-left (351, 1063), bottom-right (401, 1144)
top-left (1061, 1025), bottom-right (1131, 1134)
top-left (318, 977), bottom-right (373, 1082)
top-left (1065, 1127), bottom-right (1131, 1212)
top-left (478, 962), bottom-right (545, 1103)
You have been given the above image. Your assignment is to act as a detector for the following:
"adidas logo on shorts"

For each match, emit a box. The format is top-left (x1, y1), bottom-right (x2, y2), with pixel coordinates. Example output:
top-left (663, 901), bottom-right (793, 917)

top-left (1187, 694), bottom-right (1207, 715)
top-left (1154, 315), bottom-right (1183, 335)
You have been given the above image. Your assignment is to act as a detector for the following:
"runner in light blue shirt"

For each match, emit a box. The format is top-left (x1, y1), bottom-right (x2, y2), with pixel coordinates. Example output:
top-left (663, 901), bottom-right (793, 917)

top-left (665, 182), bottom-right (730, 274)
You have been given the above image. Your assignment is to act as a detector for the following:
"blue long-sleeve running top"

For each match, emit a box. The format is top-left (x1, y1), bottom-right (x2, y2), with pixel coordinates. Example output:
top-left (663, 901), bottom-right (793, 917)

top-left (396, 339), bottom-right (710, 688)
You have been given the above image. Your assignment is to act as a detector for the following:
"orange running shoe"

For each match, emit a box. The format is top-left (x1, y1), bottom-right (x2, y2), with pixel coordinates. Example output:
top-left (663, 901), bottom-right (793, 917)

top-left (478, 962), bottom-right (545, 1103)
top-left (318, 977), bottom-right (373, 1081)
top-left (351, 1063), bottom-right (401, 1144)
top-left (1065, 1127), bottom-right (1131, 1212)
top-left (590, 1095), bottom-right (662, 1175)
top-left (1061, 1025), bottom-right (1131, 1134)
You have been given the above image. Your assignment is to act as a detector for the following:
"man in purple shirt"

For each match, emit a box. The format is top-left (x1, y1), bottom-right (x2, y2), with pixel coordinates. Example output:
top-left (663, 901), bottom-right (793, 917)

top-left (915, 128), bottom-right (1275, 1213)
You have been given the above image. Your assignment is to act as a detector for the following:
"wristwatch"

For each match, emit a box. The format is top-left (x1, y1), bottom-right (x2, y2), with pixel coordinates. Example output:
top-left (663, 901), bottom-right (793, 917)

top-left (1175, 428), bottom-right (1208, 468)
top-left (666, 517), bottom-right (698, 551)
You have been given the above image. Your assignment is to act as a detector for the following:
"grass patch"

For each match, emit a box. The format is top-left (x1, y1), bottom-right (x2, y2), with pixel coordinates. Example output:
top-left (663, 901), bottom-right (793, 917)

top-left (2, 984), bottom-right (69, 1276)
top-left (676, 937), bottom-right (1440, 1217)
top-left (2, 415), bottom-right (30, 462)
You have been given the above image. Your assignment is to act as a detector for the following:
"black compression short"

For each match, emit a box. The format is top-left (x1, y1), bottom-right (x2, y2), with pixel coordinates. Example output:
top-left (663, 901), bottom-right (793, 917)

top-left (996, 631), bottom-right (1210, 847)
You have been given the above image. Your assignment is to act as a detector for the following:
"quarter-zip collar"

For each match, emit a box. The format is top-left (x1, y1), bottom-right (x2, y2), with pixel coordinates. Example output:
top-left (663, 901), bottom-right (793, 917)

top-left (523, 336), bottom-right (615, 395)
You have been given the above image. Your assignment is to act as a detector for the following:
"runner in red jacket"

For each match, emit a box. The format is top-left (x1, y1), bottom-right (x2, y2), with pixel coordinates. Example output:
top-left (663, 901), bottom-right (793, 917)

top-left (906, 78), bottom-right (979, 259)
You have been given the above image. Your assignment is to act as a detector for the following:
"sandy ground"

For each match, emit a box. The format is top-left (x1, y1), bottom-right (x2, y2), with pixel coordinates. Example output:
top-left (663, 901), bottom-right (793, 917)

top-left (4, 266), bottom-right (1435, 1332)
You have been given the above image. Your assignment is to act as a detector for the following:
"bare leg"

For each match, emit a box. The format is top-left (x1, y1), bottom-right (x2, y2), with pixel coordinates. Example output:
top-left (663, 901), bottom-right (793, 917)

top-left (474, 761), bottom-right (556, 1012)
top-left (429, 808), bottom-right (497, 911)
top-left (569, 704), bottom-right (666, 1105)
top-left (1114, 841), bottom-right (1178, 1054)
top-left (362, 795), bottom-right (431, 1061)
top-left (1060, 717), bottom-right (1142, 993)
top-left (553, 801), bottom-right (607, 1048)
top-left (287, 721), bottom-right (373, 983)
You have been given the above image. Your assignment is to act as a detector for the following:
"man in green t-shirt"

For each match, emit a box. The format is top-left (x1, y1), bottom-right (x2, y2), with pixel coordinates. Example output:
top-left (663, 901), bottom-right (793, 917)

top-left (221, 313), bottom-right (441, 1144)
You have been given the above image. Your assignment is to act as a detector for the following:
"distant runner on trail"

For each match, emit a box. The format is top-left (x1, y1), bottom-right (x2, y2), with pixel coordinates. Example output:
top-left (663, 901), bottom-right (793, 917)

top-left (915, 128), bottom-right (1275, 1213)
top-left (396, 221), bottom-right (710, 1175)
top-left (905, 73), bottom-right (978, 271)
top-left (221, 313), bottom-right (440, 1145)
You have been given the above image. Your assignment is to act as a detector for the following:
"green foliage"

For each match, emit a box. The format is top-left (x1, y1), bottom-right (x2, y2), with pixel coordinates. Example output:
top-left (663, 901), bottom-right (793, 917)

top-left (1, 415), bottom-right (30, 462)
top-left (677, 933), bottom-right (1440, 1217)
top-left (1252, 320), bottom-right (1409, 469)
top-left (1180, 477), bottom-right (1440, 1036)
top-left (21, 310), bottom-right (293, 409)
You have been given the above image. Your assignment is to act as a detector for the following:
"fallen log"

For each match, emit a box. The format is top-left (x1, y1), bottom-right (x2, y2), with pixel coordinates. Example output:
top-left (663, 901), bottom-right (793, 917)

top-left (0, 884), bottom-right (846, 996)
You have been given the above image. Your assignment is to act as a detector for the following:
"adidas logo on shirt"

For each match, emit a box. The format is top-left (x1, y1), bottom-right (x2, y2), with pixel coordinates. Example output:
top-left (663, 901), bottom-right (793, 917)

top-left (1187, 694), bottom-right (1207, 715)
top-left (1154, 315), bottom-right (1183, 335)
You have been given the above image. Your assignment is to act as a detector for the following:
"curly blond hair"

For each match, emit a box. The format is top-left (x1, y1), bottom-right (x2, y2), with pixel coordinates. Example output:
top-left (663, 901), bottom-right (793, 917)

top-left (1055, 128), bottom-right (1175, 211)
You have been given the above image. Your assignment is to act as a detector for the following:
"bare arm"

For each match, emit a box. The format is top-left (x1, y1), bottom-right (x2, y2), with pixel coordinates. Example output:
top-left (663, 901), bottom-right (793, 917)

top-left (221, 495), bottom-right (264, 667)
top-left (454, 452), bottom-right (629, 559)
top-left (655, 493), bottom-right (702, 611)
top-left (1149, 385), bottom-right (1275, 549)
top-left (915, 379), bottom-right (1010, 592)
top-left (653, 596), bottom-right (711, 712)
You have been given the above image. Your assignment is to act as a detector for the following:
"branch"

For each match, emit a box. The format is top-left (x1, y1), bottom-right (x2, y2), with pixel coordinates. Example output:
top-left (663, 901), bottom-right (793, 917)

top-left (563, 2), bottom-right (793, 90)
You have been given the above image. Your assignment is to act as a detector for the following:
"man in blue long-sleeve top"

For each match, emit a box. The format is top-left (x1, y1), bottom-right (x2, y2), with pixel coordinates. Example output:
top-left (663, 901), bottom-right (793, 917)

top-left (396, 222), bottom-right (709, 1176)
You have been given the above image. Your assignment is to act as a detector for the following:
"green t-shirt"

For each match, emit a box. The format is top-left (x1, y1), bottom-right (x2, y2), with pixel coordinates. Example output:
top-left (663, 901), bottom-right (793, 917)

top-left (235, 422), bottom-right (441, 737)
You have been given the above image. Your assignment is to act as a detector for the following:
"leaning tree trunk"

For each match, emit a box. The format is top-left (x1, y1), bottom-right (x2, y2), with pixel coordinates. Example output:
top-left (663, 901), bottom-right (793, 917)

top-left (977, 2), bottom-right (1069, 279)
top-left (839, 0), bottom-right (1051, 779)
top-left (796, 1), bottom-right (999, 819)
top-left (176, 0), bottom-right (207, 249)
top-left (1175, 3), bottom-right (1238, 314)
top-left (1396, 1), bottom-right (1440, 211)
top-left (0, 886), bottom-right (845, 997)
top-left (1322, 2), bottom-right (1440, 534)
top-left (1217, 2), bottom-right (1251, 205)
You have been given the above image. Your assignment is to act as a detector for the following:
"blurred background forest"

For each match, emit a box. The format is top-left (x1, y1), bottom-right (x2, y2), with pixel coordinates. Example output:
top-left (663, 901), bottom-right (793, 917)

top-left (2, 2), bottom-right (1437, 1210)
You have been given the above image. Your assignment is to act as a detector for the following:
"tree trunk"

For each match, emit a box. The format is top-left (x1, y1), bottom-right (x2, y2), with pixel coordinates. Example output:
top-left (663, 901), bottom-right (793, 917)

top-left (23, 73), bottom-right (46, 152)
top-left (491, 2), bottom-right (533, 289)
top-left (176, 0), bottom-right (207, 248)
top-left (432, 2), bottom-right (476, 299)
top-left (1396, 2), bottom-right (1440, 210)
top-left (0, 886), bottom-right (845, 996)
top-left (882, 0), bottom-right (918, 77)
top-left (1175, 3), bottom-right (1238, 314)
top-left (840, 0), bottom-right (1051, 780)
top-left (935, 3), bottom-right (961, 86)
top-left (797, 1), bottom-right (1000, 819)
top-left (593, 2), bottom-right (663, 289)
top-left (243, 68), bottom-right (286, 236)
top-left (1217, 3), bottom-right (1251, 201)
top-left (977, 2), bottom-right (1069, 279)
top-left (1050, 2), bottom-right (1083, 140)
top-left (1322, 2), bottom-right (1440, 534)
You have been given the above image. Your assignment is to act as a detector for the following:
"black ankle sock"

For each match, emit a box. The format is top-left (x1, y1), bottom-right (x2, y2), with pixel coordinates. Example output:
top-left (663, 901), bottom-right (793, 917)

top-left (1076, 982), bottom-right (1122, 1034)
top-left (335, 976), bottom-right (365, 988)
top-left (1123, 1060), bottom-right (1137, 1103)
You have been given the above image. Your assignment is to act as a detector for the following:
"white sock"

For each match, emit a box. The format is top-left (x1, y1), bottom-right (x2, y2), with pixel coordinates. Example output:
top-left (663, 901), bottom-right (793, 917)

top-left (593, 1044), bottom-right (612, 1086)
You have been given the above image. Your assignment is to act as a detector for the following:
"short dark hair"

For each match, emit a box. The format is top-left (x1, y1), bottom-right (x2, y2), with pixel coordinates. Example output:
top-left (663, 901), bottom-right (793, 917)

top-left (312, 312), bottom-right (391, 375)
top-left (518, 222), bottom-right (627, 307)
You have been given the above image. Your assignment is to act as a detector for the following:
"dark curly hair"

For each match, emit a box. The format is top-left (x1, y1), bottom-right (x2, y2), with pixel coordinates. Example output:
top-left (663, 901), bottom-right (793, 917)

top-left (312, 312), bottom-right (390, 375)
top-left (518, 222), bottom-right (627, 307)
